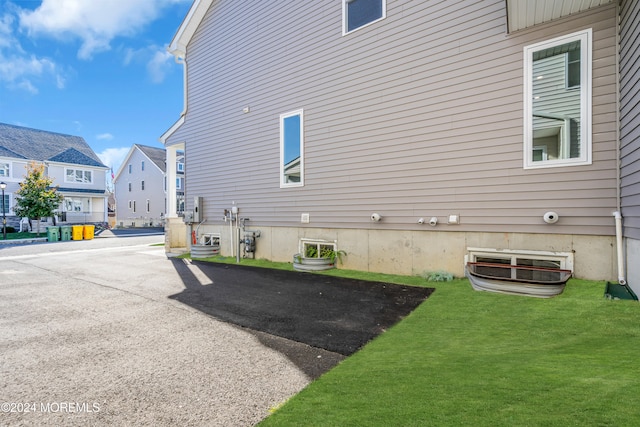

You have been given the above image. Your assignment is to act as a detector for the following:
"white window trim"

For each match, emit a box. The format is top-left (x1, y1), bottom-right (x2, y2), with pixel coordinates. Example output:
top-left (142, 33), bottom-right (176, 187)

top-left (0, 161), bottom-right (10, 178)
top-left (280, 109), bottom-right (304, 188)
top-left (523, 29), bottom-right (592, 169)
top-left (64, 168), bottom-right (93, 184)
top-left (465, 247), bottom-right (574, 272)
top-left (342, 0), bottom-right (386, 36)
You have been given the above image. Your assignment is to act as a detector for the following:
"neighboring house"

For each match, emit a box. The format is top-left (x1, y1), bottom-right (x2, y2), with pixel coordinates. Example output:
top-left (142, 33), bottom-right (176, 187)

top-left (0, 122), bottom-right (108, 228)
top-left (113, 144), bottom-right (167, 227)
top-left (161, 0), bottom-right (640, 294)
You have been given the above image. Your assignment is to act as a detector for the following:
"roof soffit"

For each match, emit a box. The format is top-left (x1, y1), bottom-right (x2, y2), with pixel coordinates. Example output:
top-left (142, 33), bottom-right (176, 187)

top-left (506, 0), bottom-right (614, 32)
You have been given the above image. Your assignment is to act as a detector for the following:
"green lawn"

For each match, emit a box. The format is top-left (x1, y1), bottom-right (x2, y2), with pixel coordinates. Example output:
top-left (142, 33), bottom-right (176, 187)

top-left (1, 231), bottom-right (45, 240)
top-left (255, 276), bottom-right (639, 426)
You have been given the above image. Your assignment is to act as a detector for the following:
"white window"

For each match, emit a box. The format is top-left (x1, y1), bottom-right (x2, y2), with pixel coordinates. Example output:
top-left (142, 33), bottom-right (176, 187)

top-left (141, 161), bottom-right (145, 171)
top-left (128, 200), bottom-right (132, 209)
top-left (128, 164), bottom-right (132, 174)
top-left (132, 200), bottom-right (136, 213)
top-left (146, 199), bottom-right (150, 213)
top-left (343, 0), bottom-right (386, 35)
top-left (177, 162), bottom-right (184, 172)
top-left (64, 197), bottom-right (90, 213)
top-left (524, 29), bottom-right (592, 169)
top-left (65, 168), bottom-right (93, 184)
top-left (0, 162), bottom-right (9, 178)
top-left (280, 109), bottom-right (304, 188)
top-left (141, 180), bottom-right (145, 191)
top-left (1, 193), bottom-right (9, 214)
top-left (128, 182), bottom-right (132, 192)
top-left (176, 177), bottom-right (182, 190)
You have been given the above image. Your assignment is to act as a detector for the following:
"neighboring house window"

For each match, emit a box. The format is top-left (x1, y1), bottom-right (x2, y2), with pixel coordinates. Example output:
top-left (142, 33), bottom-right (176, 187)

top-left (343, 0), bottom-right (386, 35)
top-left (128, 200), bottom-right (132, 209)
top-left (176, 178), bottom-right (182, 190)
top-left (133, 200), bottom-right (136, 213)
top-left (1, 193), bottom-right (9, 214)
top-left (280, 109), bottom-right (304, 188)
top-left (141, 180), bottom-right (145, 191)
top-left (65, 168), bottom-right (93, 184)
top-left (128, 182), bottom-right (132, 192)
top-left (146, 199), bottom-right (150, 213)
top-left (0, 162), bottom-right (9, 178)
top-left (128, 164), bottom-right (132, 174)
top-left (64, 197), bottom-right (90, 213)
top-left (177, 162), bottom-right (184, 172)
top-left (524, 29), bottom-right (592, 169)
top-left (141, 161), bottom-right (145, 171)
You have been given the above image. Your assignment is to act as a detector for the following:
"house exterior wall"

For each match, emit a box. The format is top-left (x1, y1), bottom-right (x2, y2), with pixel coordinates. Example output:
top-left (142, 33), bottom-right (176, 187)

top-left (167, 1), bottom-right (619, 280)
top-left (114, 147), bottom-right (166, 227)
top-left (619, 0), bottom-right (640, 294)
top-left (0, 157), bottom-right (107, 225)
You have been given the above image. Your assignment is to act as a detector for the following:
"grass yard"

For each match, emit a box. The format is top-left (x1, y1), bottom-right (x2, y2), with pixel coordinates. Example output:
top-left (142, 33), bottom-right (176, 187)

top-left (255, 276), bottom-right (639, 426)
top-left (1, 231), bottom-right (44, 240)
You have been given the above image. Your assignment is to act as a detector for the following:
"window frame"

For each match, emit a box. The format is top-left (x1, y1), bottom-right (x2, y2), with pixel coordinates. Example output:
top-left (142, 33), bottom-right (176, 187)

top-left (342, 0), bottom-right (386, 35)
top-left (523, 29), bottom-right (592, 169)
top-left (279, 109), bottom-right (304, 188)
top-left (64, 168), bottom-right (93, 184)
top-left (1, 193), bottom-right (10, 214)
top-left (0, 162), bottom-right (10, 178)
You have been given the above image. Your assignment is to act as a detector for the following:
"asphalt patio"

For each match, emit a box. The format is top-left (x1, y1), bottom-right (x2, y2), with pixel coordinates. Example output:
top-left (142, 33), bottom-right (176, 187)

top-left (169, 258), bottom-right (434, 377)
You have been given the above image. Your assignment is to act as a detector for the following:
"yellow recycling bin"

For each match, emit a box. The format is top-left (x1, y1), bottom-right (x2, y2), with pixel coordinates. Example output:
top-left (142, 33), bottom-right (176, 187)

top-left (72, 225), bottom-right (84, 240)
top-left (83, 224), bottom-right (95, 240)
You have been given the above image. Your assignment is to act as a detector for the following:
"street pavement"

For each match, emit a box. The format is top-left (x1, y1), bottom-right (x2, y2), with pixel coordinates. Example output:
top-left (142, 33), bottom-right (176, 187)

top-left (0, 235), bottom-right (313, 426)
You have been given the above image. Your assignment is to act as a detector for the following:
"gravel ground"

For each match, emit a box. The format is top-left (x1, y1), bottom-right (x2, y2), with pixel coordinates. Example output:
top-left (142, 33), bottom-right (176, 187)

top-left (0, 238), bottom-right (312, 426)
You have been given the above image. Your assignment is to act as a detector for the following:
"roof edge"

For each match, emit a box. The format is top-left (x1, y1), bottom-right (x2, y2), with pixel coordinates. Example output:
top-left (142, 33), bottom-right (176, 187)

top-left (168, 0), bottom-right (214, 58)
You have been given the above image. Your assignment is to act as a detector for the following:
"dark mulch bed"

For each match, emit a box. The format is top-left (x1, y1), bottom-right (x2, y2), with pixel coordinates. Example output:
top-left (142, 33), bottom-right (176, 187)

top-left (169, 260), bottom-right (434, 357)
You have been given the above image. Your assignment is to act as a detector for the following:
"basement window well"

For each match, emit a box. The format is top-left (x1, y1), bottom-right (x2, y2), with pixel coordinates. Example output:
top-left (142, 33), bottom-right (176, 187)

top-left (465, 247), bottom-right (573, 280)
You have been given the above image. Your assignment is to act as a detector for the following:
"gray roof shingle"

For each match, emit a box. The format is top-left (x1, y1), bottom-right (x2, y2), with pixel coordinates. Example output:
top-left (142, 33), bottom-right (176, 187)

top-left (0, 122), bottom-right (106, 168)
top-left (136, 144), bottom-right (166, 172)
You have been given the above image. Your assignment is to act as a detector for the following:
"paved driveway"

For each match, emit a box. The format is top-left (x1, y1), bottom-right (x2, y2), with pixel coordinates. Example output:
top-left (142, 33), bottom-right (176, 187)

top-left (0, 236), bottom-right (431, 426)
top-left (1, 237), bottom-right (311, 426)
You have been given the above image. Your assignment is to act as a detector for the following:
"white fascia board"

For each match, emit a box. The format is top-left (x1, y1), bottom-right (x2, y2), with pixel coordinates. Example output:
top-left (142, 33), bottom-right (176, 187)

top-left (113, 145), bottom-right (138, 183)
top-left (159, 115), bottom-right (185, 146)
top-left (168, 0), bottom-right (214, 58)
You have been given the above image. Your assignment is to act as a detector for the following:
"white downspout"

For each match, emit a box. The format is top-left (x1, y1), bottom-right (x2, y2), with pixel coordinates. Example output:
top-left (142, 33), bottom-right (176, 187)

top-left (613, 6), bottom-right (625, 287)
top-left (614, 211), bottom-right (626, 285)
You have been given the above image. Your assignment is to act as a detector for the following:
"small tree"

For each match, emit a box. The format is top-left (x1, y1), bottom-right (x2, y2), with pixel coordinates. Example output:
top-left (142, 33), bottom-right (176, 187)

top-left (13, 162), bottom-right (64, 236)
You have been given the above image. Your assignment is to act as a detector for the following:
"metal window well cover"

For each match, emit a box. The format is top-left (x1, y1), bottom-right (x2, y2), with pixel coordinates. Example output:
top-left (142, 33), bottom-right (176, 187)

top-left (604, 282), bottom-right (638, 301)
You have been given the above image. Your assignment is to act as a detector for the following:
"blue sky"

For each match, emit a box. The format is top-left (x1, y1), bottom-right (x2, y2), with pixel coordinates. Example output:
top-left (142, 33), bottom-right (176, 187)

top-left (0, 0), bottom-right (192, 177)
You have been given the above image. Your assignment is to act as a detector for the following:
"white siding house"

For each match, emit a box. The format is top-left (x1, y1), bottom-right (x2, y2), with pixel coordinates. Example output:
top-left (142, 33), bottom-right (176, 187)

top-left (0, 123), bottom-right (108, 228)
top-left (114, 144), bottom-right (166, 227)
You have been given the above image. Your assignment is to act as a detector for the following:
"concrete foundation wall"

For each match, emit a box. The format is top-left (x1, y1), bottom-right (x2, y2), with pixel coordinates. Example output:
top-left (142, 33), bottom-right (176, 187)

top-left (625, 238), bottom-right (640, 296)
top-left (165, 217), bottom-right (187, 253)
top-left (183, 224), bottom-right (617, 281)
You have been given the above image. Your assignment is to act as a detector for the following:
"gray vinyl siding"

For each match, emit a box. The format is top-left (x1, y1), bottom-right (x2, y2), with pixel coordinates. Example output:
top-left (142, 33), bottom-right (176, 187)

top-left (168, 1), bottom-right (618, 235)
top-left (620, 0), bottom-right (640, 240)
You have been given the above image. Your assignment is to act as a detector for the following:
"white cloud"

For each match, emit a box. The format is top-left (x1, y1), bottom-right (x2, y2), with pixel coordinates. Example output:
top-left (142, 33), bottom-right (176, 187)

top-left (97, 146), bottom-right (130, 174)
top-left (0, 10), bottom-right (65, 93)
top-left (147, 49), bottom-right (173, 83)
top-left (123, 45), bottom-right (175, 84)
top-left (18, 0), bottom-right (189, 60)
top-left (97, 133), bottom-right (114, 141)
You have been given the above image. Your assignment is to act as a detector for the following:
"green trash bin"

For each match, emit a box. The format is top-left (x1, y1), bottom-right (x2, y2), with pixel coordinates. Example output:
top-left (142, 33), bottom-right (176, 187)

top-left (46, 226), bottom-right (60, 242)
top-left (60, 225), bottom-right (72, 241)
